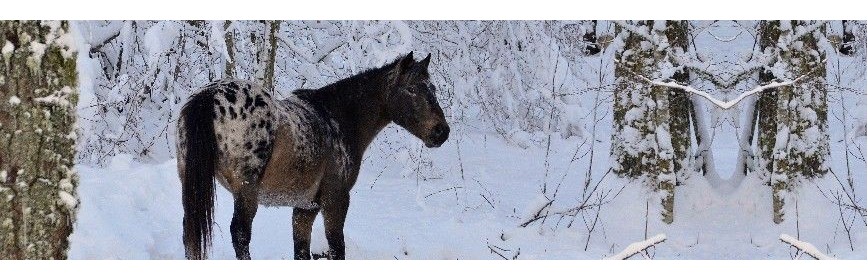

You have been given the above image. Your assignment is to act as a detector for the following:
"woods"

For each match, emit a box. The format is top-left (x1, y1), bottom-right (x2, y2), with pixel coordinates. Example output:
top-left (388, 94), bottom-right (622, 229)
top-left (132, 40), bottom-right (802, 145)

top-left (0, 19), bottom-right (863, 259)
top-left (610, 20), bottom-right (854, 225)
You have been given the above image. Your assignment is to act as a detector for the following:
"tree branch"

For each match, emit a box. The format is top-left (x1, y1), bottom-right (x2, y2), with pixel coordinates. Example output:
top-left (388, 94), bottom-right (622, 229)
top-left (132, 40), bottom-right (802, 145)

top-left (779, 234), bottom-right (835, 260)
top-left (627, 68), bottom-right (811, 110)
top-left (605, 234), bottom-right (667, 260)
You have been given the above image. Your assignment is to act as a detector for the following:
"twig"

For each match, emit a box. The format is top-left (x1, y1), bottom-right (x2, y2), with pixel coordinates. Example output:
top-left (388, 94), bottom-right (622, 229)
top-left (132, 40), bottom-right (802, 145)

top-left (779, 234), bottom-right (835, 260)
top-left (518, 199), bottom-right (554, 227)
top-left (424, 186), bottom-right (464, 199)
top-left (486, 241), bottom-right (520, 260)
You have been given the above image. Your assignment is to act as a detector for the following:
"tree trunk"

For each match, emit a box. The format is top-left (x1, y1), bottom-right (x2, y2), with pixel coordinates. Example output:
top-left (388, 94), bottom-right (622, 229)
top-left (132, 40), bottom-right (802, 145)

top-left (0, 20), bottom-right (79, 259)
top-left (263, 21), bottom-right (280, 93)
top-left (224, 20), bottom-right (237, 78)
top-left (840, 20), bottom-right (855, 56)
top-left (756, 21), bottom-right (829, 224)
top-left (612, 21), bottom-right (684, 224)
top-left (665, 20), bottom-right (691, 179)
top-left (582, 20), bottom-right (601, 55)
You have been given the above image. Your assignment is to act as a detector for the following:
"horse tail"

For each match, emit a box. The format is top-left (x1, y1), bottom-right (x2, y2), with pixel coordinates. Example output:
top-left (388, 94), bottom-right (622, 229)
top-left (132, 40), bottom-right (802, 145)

top-left (179, 91), bottom-right (217, 260)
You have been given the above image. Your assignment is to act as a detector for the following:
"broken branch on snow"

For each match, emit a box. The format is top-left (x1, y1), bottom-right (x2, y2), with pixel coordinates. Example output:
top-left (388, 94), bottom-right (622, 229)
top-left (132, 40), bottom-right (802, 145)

top-left (605, 234), bottom-right (667, 260)
top-left (779, 234), bottom-right (835, 260)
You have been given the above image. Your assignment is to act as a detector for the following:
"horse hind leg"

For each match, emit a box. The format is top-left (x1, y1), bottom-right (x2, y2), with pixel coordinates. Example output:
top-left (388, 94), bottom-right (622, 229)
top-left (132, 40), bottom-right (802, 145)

top-left (230, 177), bottom-right (260, 260)
top-left (292, 207), bottom-right (319, 260)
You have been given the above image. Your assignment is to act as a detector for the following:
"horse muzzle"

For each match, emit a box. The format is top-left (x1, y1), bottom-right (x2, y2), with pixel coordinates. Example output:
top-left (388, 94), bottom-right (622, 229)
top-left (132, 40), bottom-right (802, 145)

top-left (425, 123), bottom-right (450, 148)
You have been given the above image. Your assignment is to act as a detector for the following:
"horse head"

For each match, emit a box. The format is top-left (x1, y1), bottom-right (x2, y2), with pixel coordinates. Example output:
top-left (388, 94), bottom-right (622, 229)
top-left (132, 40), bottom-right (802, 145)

top-left (387, 52), bottom-right (450, 148)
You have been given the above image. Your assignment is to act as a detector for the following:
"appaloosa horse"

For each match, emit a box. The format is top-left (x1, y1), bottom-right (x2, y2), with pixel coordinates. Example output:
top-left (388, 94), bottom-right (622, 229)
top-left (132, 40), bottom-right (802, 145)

top-left (176, 52), bottom-right (449, 260)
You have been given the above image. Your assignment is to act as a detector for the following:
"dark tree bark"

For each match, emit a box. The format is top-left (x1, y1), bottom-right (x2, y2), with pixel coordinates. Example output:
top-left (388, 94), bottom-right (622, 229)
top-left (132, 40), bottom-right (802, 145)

top-left (0, 20), bottom-right (79, 259)
top-left (665, 20), bottom-right (692, 178)
top-left (583, 20), bottom-right (601, 55)
top-left (840, 20), bottom-right (855, 56)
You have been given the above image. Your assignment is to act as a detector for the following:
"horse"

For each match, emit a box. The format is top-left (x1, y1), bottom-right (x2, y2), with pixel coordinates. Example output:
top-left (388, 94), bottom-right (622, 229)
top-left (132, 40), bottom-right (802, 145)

top-left (176, 52), bottom-right (449, 260)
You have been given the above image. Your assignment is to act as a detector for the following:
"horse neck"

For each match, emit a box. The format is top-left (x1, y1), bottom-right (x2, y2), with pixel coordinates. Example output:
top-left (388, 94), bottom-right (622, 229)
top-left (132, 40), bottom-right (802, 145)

top-left (301, 74), bottom-right (392, 159)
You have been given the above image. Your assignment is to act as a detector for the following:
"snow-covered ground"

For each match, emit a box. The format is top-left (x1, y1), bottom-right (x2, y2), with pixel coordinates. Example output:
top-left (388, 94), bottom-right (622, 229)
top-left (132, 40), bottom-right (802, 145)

top-left (68, 128), bottom-right (866, 259)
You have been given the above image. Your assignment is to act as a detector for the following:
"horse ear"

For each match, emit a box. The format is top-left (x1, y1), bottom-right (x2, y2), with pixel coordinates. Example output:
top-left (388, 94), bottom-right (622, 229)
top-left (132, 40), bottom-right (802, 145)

top-left (419, 54), bottom-right (431, 68)
top-left (399, 52), bottom-right (414, 72)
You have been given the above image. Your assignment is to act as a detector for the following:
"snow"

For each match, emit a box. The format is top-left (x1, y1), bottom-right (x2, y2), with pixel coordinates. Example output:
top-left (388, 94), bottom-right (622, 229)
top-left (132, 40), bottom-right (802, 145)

top-left (143, 21), bottom-right (181, 64)
top-left (655, 125), bottom-right (672, 152)
top-left (58, 190), bottom-right (78, 210)
top-left (519, 194), bottom-right (553, 224)
top-left (779, 234), bottom-right (834, 260)
top-left (209, 20), bottom-right (231, 64)
top-left (69, 133), bottom-right (630, 259)
top-left (8, 96), bottom-right (21, 106)
top-left (1, 40), bottom-right (13, 56)
top-left (34, 86), bottom-right (75, 107)
top-left (69, 128), bottom-right (866, 259)
top-left (108, 154), bottom-right (134, 171)
top-left (774, 126), bottom-right (790, 151)
top-left (605, 233), bottom-right (666, 260)
top-left (28, 41), bottom-right (46, 60)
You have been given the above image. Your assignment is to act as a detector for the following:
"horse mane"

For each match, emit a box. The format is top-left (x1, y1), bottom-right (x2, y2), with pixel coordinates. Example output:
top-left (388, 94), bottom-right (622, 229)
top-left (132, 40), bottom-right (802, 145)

top-left (292, 56), bottom-right (403, 99)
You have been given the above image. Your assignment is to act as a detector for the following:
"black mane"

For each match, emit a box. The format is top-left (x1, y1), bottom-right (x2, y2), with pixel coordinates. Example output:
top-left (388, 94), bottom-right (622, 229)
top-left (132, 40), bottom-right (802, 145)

top-left (292, 57), bottom-right (401, 100)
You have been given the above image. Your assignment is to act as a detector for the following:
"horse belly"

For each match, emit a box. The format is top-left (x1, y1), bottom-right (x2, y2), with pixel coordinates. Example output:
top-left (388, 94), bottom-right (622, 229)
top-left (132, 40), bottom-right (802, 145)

top-left (258, 150), bottom-right (324, 208)
top-left (257, 184), bottom-right (319, 209)
top-left (257, 122), bottom-right (327, 209)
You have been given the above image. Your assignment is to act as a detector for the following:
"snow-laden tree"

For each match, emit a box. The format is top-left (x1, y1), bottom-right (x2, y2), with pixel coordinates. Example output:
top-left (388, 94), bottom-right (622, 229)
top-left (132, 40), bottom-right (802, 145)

top-left (75, 21), bottom-right (597, 166)
top-left (75, 20), bottom-right (227, 164)
top-left (754, 20), bottom-right (830, 223)
top-left (612, 20), bottom-right (692, 224)
top-left (0, 20), bottom-right (78, 259)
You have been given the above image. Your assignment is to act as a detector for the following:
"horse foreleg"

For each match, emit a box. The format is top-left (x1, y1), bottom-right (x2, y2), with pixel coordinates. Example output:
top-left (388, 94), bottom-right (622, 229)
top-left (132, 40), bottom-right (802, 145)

top-left (292, 207), bottom-right (318, 260)
top-left (230, 188), bottom-right (259, 260)
top-left (322, 191), bottom-right (350, 260)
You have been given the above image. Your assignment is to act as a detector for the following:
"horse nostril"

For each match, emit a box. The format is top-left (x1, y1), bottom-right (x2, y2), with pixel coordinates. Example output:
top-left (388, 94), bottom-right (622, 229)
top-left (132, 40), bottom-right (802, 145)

top-left (433, 123), bottom-right (449, 140)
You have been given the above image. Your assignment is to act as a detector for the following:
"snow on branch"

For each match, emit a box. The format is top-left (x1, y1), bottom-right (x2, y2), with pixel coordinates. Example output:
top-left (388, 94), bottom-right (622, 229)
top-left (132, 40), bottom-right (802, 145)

top-left (87, 20), bottom-right (125, 53)
top-left (790, 21), bottom-right (826, 43)
top-left (706, 28), bottom-right (745, 42)
top-left (779, 234), bottom-right (835, 260)
top-left (628, 69), bottom-right (809, 110)
top-left (613, 21), bottom-right (656, 44)
top-left (605, 234), bottom-right (667, 260)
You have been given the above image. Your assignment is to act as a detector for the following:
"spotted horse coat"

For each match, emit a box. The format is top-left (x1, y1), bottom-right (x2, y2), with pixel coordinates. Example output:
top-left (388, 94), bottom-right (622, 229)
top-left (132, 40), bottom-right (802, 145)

top-left (176, 52), bottom-right (450, 260)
